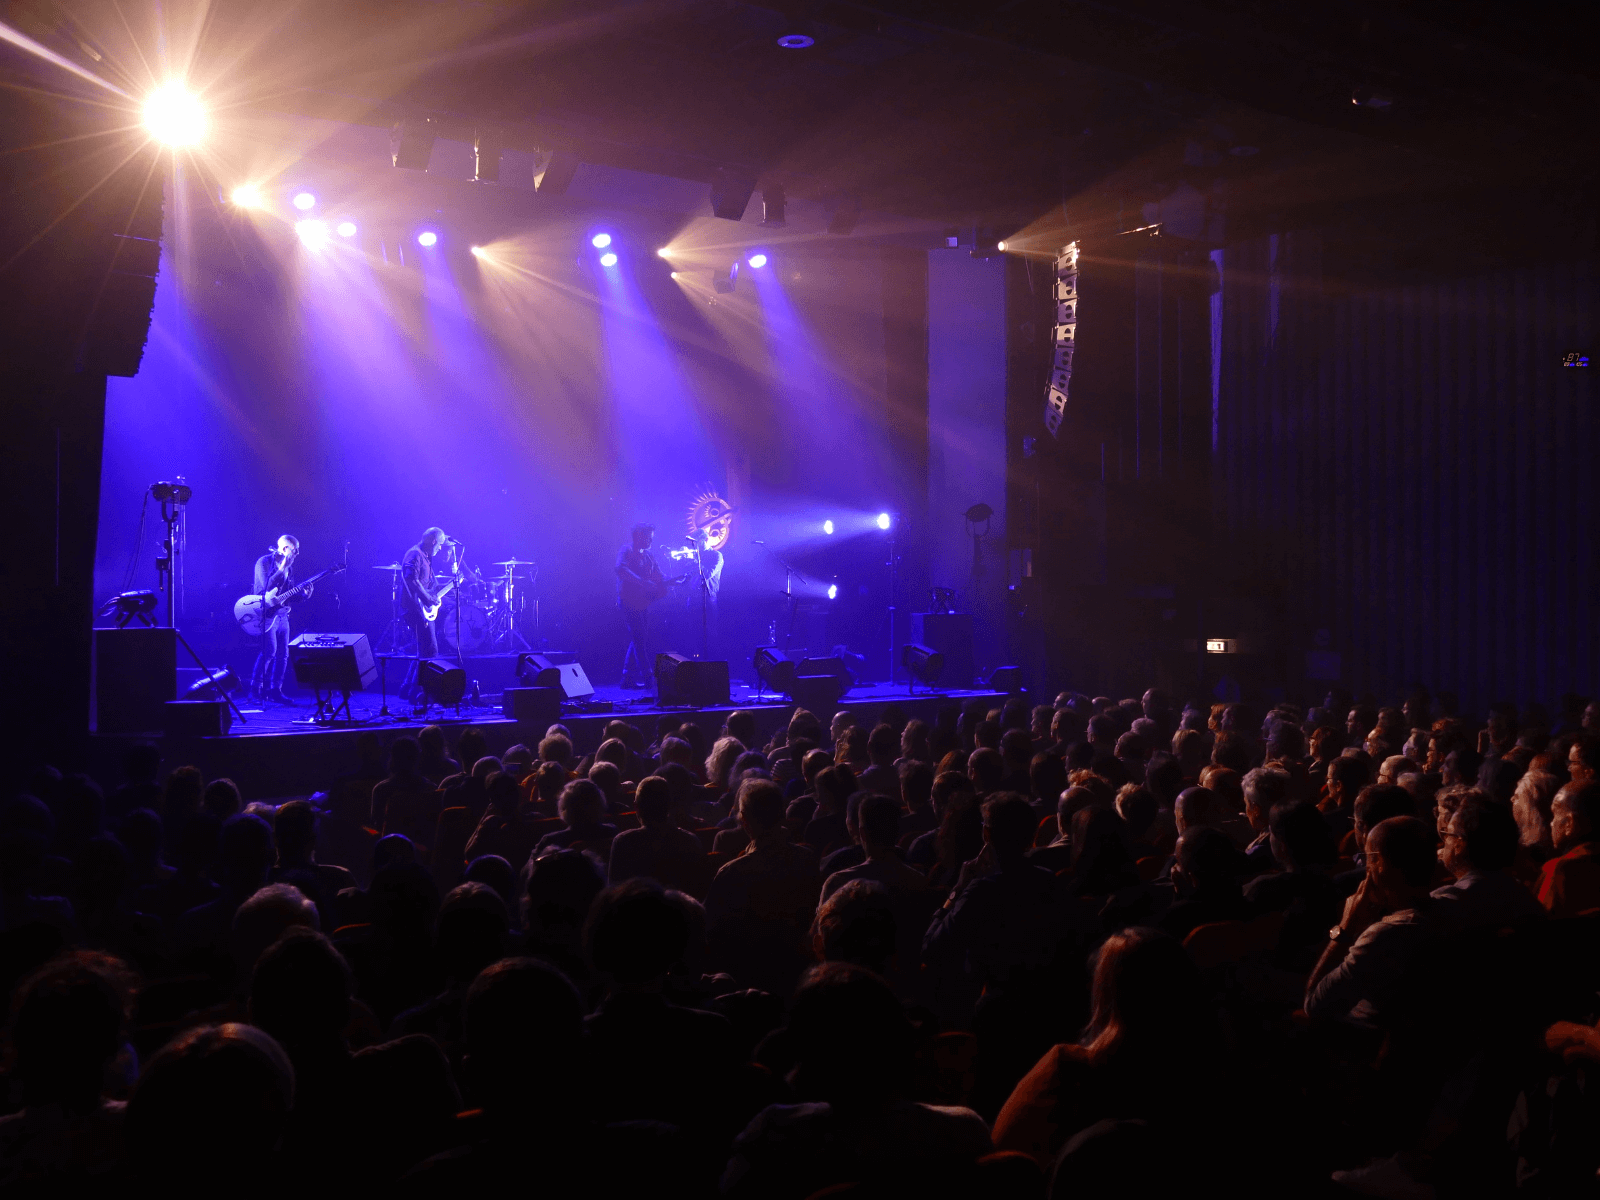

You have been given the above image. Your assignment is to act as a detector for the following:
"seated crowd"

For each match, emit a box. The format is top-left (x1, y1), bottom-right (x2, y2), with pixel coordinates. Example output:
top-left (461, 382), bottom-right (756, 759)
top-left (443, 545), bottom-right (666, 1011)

top-left (2, 688), bottom-right (1599, 1197)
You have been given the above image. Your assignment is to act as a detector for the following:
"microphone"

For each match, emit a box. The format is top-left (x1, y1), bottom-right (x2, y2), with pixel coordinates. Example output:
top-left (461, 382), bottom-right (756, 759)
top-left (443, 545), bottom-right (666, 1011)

top-left (751, 539), bottom-right (766, 545)
top-left (684, 535), bottom-right (697, 546)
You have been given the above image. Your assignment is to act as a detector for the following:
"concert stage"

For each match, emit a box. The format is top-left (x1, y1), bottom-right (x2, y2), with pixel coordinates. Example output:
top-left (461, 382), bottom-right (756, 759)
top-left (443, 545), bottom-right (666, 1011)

top-left (94, 682), bottom-right (1008, 801)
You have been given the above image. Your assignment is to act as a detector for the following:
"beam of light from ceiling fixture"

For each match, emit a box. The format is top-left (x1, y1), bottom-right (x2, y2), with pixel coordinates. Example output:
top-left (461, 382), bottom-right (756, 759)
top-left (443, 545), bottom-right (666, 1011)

top-left (230, 185), bottom-right (263, 208)
top-left (747, 253), bottom-right (768, 268)
top-left (0, 19), bottom-right (131, 96)
top-left (336, 221), bottom-right (357, 238)
top-left (292, 192), bottom-right (316, 210)
top-left (142, 82), bottom-right (208, 146)
top-left (656, 247), bottom-right (671, 258)
top-left (876, 512), bottom-right (892, 530)
top-left (417, 230), bottom-right (438, 247)
top-left (295, 220), bottom-right (329, 250)
top-left (591, 232), bottom-right (612, 248)
top-left (599, 251), bottom-right (618, 267)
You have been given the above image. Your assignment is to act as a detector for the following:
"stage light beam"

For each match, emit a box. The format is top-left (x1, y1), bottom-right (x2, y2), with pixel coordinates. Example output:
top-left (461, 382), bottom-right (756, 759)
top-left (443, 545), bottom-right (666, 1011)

top-left (417, 231), bottom-right (438, 247)
top-left (292, 192), bottom-right (316, 211)
top-left (591, 233), bottom-right (612, 248)
top-left (142, 83), bottom-right (207, 147)
top-left (656, 247), bottom-right (671, 258)
top-left (823, 520), bottom-right (834, 535)
top-left (230, 185), bottom-right (263, 208)
top-left (876, 512), bottom-right (892, 530)
top-left (747, 253), bottom-right (768, 269)
top-left (336, 221), bottom-right (357, 238)
top-left (600, 251), bottom-right (618, 267)
top-left (827, 583), bottom-right (838, 600)
top-left (295, 220), bottom-right (329, 250)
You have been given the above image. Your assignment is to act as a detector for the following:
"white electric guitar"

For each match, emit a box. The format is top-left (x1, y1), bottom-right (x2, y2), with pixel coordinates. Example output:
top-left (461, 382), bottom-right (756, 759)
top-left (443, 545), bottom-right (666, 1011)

top-left (233, 564), bottom-right (346, 637)
top-left (419, 574), bottom-right (462, 623)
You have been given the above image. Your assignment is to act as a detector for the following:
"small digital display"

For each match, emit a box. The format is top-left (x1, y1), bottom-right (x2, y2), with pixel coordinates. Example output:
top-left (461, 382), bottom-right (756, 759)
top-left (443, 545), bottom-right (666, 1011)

top-left (1205, 639), bottom-right (1229, 654)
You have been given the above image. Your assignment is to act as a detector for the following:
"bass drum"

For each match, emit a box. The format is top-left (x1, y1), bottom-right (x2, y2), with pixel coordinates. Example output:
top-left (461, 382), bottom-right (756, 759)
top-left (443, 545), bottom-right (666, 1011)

top-left (436, 595), bottom-right (490, 654)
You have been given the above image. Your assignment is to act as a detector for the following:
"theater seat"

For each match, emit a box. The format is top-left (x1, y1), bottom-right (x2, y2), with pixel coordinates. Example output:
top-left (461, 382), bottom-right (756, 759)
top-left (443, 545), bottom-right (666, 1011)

top-left (1136, 854), bottom-right (1166, 881)
top-left (1183, 910), bottom-right (1286, 971)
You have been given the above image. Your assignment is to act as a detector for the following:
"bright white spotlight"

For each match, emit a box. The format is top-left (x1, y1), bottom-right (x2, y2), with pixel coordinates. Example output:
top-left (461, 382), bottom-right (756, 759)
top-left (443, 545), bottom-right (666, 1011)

top-left (656, 247), bottom-right (671, 258)
top-left (292, 192), bottom-right (316, 211)
top-left (295, 220), bottom-right (329, 250)
top-left (997, 240), bottom-right (1008, 251)
top-left (822, 520), bottom-right (834, 535)
top-left (142, 83), bottom-right (207, 147)
top-left (669, 271), bottom-right (679, 280)
top-left (600, 251), bottom-right (618, 267)
top-left (470, 246), bottom-right (484, 257)
top-left (747, 253), bottom-right (768, 268)
top-left (591, 233), bottom-right (613, 248)
top-left (336, 221), bottom-right (357, 238)
top-left (230, 185), bottom-right (263, 208)
top-left (417, 231), bottom-right (438, 247)
top-left (827, 583), bottom-right (838, 600)
top-left (876, 512), bottom-right (891, 530)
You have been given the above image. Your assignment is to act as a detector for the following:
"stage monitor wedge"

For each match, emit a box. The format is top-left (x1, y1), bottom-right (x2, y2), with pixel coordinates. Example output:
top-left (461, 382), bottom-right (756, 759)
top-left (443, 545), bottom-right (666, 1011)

top-left (656, 653), bottom-right (730, 707)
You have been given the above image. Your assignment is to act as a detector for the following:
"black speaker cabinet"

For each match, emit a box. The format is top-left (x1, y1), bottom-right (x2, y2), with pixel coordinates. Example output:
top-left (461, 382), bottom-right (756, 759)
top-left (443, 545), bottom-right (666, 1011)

top-left (655, 653), bottom-right (730, 707)
top-left (94, 627), bottom-right (177, 734)
top-left (163, 700), bottom-right (232, 737)
top-left (911, 613), bottom-right (974, 688)
top-left (418, 658), bottom-right (467, 705)
top-left (502, 687), bottom-right (563, 726)
top-left (289, 633), bottom-right (378, 691)
top-left (516, 654), bottom-right (595, 700)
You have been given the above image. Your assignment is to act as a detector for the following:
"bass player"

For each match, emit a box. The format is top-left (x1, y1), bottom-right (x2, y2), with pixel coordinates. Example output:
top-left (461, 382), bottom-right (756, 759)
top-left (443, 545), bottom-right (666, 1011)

top-left (250, 534), bottom-right (311, 703)
top-left (401, 526), bottom-right (460, 698)
top-left (615, 523), bottom-right (685, 689)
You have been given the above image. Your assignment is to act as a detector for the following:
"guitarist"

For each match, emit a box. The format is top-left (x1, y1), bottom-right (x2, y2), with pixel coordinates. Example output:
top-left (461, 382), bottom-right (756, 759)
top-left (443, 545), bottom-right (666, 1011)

top-left (616, 523), bottom-right (668, 689)
top-left (250, 534), bottom-right (311, 703)
top-left (400, 526), bottom-right (458, 697)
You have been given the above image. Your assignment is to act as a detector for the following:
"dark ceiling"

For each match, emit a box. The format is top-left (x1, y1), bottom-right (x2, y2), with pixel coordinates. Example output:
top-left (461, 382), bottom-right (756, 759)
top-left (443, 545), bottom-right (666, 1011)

top-left (10, 0), bottom-right (1599, 244)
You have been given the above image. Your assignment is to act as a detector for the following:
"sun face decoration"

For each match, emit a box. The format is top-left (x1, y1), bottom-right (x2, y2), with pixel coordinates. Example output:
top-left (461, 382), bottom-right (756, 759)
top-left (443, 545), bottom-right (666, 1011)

top-left (687, 489), bottom-right (736, 552)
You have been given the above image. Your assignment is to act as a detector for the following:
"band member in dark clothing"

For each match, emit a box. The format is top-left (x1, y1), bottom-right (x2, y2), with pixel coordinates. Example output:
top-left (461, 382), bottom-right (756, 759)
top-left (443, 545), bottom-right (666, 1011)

top-left (616, 523), bottom-right (669, 689)
top-left (401, 527), bottom-right (458, 697)
top-left (250, 534), bottom-right (308, 703)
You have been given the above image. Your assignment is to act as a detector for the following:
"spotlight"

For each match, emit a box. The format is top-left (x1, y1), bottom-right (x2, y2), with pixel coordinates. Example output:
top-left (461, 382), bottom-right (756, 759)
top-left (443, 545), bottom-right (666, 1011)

top-left (902, 644), bottom-right (946, 690)
top-left (292, 192), bottom-right (316, 211)
top-left (822, 520), bottom-right (834, 535)
top-left (753, 647), bottom-right (796, 695)
top-left (295, 220), bottom-right (329, 250)
top-left (470, 246), bottom-right (484, 257)
top-left (600, 251), bottom-right (618, 267)
top-left (669, 271), bottom-right (679, 279)
top-left (186, 666), bottom-right (239, 701)
top-left (776, 33), bottom-right (815, 48)
top-left (98, 589), bottom-right (157, 629)
top-left (997, 240), bottom-right (1008, 251)
top-left (747, 253), bottom-right (768, 269)
top-left (230, 185), bottom-right (263, 208)
top-left (876, 512), bottom-right (892, 530)
top-left (709, 168), bottom-right (757, 221)
top-left (591, 233), bottom-right (613, 248)
top-left (972, 228), bottom-right (1003, 259)
top-left (827, 583), bottom-right (838, 601)
top-left (656, 247), bottom-right (671, 258)
top-left (713, 262), bottom-right (739, 294)
top-left (336, 221), bottom-right (357, 238)
top-left (417, 231), bottom-right (438, 247)
top-left (142, 83), bottom-right (207, 147)
top-left (762, 184), bottom-right (786, 227)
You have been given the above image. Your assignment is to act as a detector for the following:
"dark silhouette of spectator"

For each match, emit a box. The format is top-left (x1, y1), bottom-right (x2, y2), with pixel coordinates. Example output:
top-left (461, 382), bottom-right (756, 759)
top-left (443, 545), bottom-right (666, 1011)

top-left (460, 853), bottom-right (517, 920)
top-left (173, 812), bottom-right (274, 966)
top-left (464, 771), bottom-right (538, 874)
top-left (107, 743), bottom-right (162, 822)
top-left (441, 754), bottom-right (499, 827)
top-left (534, 778), bottom-right (618, 858)
top-left (201, 777), bottom-right (242, 820)
top-left (73, 836), bottom-right (169, 973)
top-left (1062, 805), bottom-right (1138, 898)
top-left (391, 881), bottom-right (508, 1064)
top-left (416, 724), bottom-right (460, 785)
top-left (1161, 826), bottom-right (1256, 942)
top-left (1432, 792), bottom-right (1543, 932)
top-left (159, 765), bottom-right (204, 857)
top-left (1537, 780), bottom-right (1600, 917)
top-left (802, 764), bottom-right (856, 856)
top-left (812, 880), bottom-right (898, 975)
top-left (898, 759), bottom-right (937, 845)
top-left (521, 849), bottom-right (607, 987)
top-left (1245, 800), bottom-right (1341, 969)
top-left (133, 810), bottom-right (218, 927)
top-left (370, 737), bottom-right (434, 833)
top-left (270, 799), bottom-right (354, 928)
top-left (231, 882), bottom-right (319, 990)
top-left (907, 769), bottom-right (976, 870)
top-left (724, 963), bottom-right (991, 1198)
top-left (116, 807), bottom-right (170, 891)
top-left (608, 775), bottom-right (705, 891)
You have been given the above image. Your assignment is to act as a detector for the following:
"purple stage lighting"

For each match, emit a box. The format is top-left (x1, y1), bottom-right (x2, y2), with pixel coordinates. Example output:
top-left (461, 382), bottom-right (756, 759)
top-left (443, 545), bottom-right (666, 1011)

top-left (599, 251), bottom-right (618, 267)
top-left (827, 582), bottom-right (838, 600)
top-left (336, 221), bottom-right (357, 238)
top-left (417, 230), bottom-right (438, 247)
top-left (822, 520), bottom-right (834, 535)
top-left (876, 512), bottom-right (892, 530)
top-left (292, 192), bottom-right (316, 211)
top-left (591, 232), bottom-right (613, 249)
top-left (295, 220), bottom-right (329, 250)
top-left (747, 253), bottom-right (768, 268)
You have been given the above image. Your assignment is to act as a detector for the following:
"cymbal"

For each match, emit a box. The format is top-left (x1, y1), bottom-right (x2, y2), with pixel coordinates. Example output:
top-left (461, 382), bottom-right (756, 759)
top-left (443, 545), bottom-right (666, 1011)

top-left (371, 563), bottom-right (403, 570)
top-left (493, 558), bottom-right (537, 567)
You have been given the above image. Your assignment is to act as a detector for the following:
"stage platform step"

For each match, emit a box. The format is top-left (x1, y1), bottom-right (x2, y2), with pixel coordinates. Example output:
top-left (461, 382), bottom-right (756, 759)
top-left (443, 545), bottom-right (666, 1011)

top-left (89, 682), bottom-right (1010, 800)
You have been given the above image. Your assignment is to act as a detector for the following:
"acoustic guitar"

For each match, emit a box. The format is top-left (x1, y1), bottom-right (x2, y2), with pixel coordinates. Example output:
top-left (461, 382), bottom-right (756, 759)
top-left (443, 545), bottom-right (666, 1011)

top-left (233, 564), bottom-right (346, 637)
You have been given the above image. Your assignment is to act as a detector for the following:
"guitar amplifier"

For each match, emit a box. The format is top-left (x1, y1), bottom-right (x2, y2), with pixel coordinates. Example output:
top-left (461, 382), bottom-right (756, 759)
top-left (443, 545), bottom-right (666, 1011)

top-left (290, 633), bottom-right (378, 691)
top-left (516, 654), bottom-right (594, 700)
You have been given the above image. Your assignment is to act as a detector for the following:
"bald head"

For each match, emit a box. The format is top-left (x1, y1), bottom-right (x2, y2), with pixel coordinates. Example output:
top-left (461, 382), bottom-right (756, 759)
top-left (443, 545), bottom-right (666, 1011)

top-left (1174, 787), bottom-right (1218, 835)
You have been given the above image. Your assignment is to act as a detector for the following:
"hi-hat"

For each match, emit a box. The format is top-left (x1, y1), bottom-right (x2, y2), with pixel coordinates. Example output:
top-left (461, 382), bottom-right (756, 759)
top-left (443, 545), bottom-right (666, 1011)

top-left (372, 562), bottom-right (403, 570)
top-left (493, 558), bottom-right (536, 567)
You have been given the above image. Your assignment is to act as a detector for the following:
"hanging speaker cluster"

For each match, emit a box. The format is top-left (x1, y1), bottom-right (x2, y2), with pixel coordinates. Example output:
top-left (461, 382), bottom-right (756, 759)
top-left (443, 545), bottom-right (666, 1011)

top-left (1044, 241), bottom-right (1079, 438)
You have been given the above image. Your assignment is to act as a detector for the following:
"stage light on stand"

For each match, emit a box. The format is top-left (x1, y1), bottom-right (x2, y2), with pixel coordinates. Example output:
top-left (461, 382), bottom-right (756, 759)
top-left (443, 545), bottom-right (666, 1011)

top-left (753, 647), bottom-right (796, 695)
top-left (997, 240), bottom-right (1008, 251)
top-left (336, 221), bottom-right (357, 238)
top-left (876, 512), bottom-right (892, 530)
top-left (747, 253), bottom-right (768, 269)
top-left (230, 185), bottom-right (263, 208)
top-left (591, 232), bottom-right (612, 248)
top-left (293, 192), bottom-right (316, 211)
top-left (142, 83), bottom-right (207, 146)
top-left (296, 220), bottom-right (329, 250)
top-left (470, 246), bottom-right (485, 258)
top-left (417, 230), bottom-right (438, 247)
top-left (657, 247), bottom-right (671, 258)
top-left (600, 251), bottom-right (618, 267)
top-left (902, 644), bottom-right (946, 691)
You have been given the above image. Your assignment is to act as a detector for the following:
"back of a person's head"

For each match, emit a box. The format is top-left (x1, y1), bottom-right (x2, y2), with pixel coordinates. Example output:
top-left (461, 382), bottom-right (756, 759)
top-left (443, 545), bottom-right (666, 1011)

top-left (249, 927), bottom-right (352, 1049)
top-left (968, 747), bottom-right (1004, 791)
top-left (11, 951), bottom-right (129, 1109)
top-left (465, 956), bottom-right (581, 1074)
top-left (632, 775), bottom-right (672, 825)
top-left (1049, 1118), bottom-right (1175, 1200)
top-left (484, 770), bottom-right (520, 814)
top-left (202, 778), bottom-right (242, 820)
top-left (899, 759), bottom-right (935, 810)
top-left (787, 962), bottom-right (912, 1103)
top-left (1113, 785), bottom-right (1157, 839)
top-left (1173, 786), bottom-right (1216, 831)
top-left (272, 799), bottom-right (316, 858)
top-left (163, 765), bottom-right (205, 813)
top-left (524, 849), bottom-right (606, 935)
top-left (1452, 794), bottom-right (1519, 872)
top-left (472, 754), bottom-right (502, 781)
top-left (858, 793), bottom-right (902, 850)
top-left (867, 722), bottom-right (898, 762)
top-left (1175, 825), bottom-right (1238, 891)
top-left (1268, 801), bottom-right (1339, 869)
top-left (1367, 816), bottom-right (1437, 887)
top-left (813, 880), bottom-right (896, 973)
top-left (437, 882), bottom-right (509, 982)
top-left (1083, 927), bottom-right (1201, 1062)
top-left (725, 710), bottom-right (758, 746)
top-left (1113, 731), bottom-right (1146, 763)
top-left (216, 812), bottom-right (275, 892)
top-left (1143, 754), bottom-right (1184, 806)
top-left (233, 884), bottom-right (320, 979)
top-left (1242, 765), bottom-right (1291, 813)
top-left (983, 792), bottom-right (1039, 857)
top-left (736, 776), bottom-right (786, 833)
top-left (1352, 783), bottom-right (1415, 830)
top-left (369, 860), bottom-right (441, 936)
top-left (533, 760), bottom-right (568, 802)
top-left (125, 1023), bottom-right (294, 1185)
top-left (372, 832), bottom-right (416, 872)
top-left (585, 879), bottom-right (690, 986)
top-left (1071, 803), bottom-right (1132, 884)
top-left (558, 778), bottom-right (605, 827)
top-left (389, 736), bottom-right (420, 772)
top-left (1029, 753), bottom-right (1068, 805)
top-left (117, 807), bottom-right (164, 865)
top-left (456, 727), bottom-right (488, 771)
top-left (1000, 727), bottom-right (1033, 767)
top-left (539, 733), bottom-right (573, 766)
top-left (1328, 753), bottom-right (1370, 798)
top-left (418, 724), bottom-right (447, 756)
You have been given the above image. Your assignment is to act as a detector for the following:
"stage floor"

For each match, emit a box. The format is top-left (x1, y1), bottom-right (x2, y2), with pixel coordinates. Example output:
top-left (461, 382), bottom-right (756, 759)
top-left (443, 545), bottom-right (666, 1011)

top-left (94, 682), bottom-right (1007, 800)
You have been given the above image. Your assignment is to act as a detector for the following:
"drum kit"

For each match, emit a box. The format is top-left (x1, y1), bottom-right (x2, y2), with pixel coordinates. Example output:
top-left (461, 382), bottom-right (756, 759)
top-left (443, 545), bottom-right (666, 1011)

top-left (374, 557), bottom-right (538, 655)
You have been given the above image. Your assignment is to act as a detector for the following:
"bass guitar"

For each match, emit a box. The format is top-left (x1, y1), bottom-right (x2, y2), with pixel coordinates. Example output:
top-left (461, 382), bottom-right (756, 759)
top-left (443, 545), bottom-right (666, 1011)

top-left (233, 564), bottom-right (346, 637)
